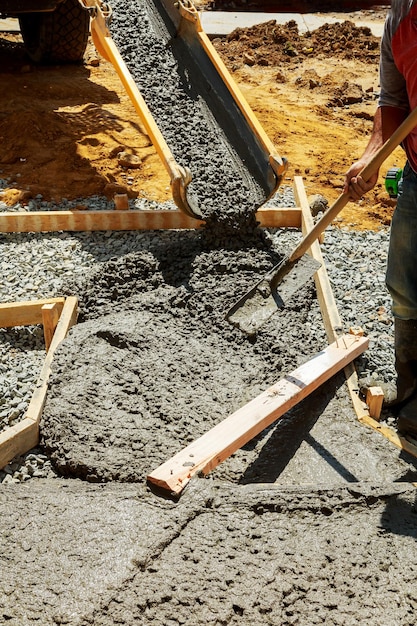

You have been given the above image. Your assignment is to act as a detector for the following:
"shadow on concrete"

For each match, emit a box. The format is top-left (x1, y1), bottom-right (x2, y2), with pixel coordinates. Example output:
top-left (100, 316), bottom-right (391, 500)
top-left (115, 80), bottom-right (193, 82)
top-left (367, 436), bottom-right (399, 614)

top-left (380, 488), bottom-right (417, 539)
top-left (238, 373), bottom-right (360, 484)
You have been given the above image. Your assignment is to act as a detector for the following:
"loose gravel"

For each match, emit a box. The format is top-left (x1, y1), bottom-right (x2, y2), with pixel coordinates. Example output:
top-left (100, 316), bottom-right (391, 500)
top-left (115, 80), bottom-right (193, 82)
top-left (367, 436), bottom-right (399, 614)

top-left (0, 184), bottom-right (396, 483)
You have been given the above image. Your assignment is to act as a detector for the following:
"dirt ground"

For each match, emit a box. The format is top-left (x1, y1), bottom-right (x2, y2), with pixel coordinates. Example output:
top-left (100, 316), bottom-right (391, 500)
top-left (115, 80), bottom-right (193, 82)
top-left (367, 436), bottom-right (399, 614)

top-left (0, 8), bottom-right (401, 229)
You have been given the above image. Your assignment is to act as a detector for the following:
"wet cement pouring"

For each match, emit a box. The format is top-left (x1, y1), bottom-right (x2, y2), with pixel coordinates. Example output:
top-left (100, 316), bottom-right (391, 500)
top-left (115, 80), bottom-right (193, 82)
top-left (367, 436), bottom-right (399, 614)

top-left (41, 229), bottom-right (324, 482)
top-left (108, 0), bottom-right (269, 221)
top-left (2, 2), bottom-right (417, 624)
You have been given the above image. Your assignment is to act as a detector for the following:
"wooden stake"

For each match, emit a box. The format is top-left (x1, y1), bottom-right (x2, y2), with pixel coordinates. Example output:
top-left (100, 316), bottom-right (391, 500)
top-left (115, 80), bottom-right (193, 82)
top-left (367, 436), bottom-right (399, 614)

top-left (114, 194), bottom-right (129, 210)
top-left (147, 333), bottom-right (368, 496)
top-left (366, 387), bottom-right (384, 421)
top-left (41, 303), bottom-right (61, 351)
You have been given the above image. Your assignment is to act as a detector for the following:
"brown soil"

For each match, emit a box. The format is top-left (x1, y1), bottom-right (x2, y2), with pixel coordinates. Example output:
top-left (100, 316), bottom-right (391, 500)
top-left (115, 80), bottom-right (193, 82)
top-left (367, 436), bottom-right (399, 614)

top-left (0, 11), bottom-right (401, 230)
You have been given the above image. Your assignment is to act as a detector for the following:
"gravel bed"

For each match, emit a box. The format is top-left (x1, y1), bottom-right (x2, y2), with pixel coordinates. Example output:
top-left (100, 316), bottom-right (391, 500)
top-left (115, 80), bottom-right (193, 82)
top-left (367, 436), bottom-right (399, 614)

top-left (0, 186), bottom-right (394, 483)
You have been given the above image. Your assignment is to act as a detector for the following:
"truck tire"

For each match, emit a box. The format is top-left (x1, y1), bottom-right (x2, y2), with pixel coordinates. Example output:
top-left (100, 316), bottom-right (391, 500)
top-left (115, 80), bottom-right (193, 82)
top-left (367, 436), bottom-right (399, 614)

top-left (19, 0), bottom-right (90, 64)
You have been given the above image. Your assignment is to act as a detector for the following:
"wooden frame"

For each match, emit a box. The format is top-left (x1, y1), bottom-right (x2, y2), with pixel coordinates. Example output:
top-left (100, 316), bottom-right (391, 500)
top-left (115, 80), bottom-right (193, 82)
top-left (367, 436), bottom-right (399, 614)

top-left (0, 185), bottom-right (299, 473)
top-left (3, 177), bottom-right (412, 484)
top-left (0, 297), bottom-right (78, 469)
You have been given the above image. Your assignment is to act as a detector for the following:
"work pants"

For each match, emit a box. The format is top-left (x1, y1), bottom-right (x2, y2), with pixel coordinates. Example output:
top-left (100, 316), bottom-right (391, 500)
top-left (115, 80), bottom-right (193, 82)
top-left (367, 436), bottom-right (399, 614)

top-left (386, 161), bottom-right (417, 320)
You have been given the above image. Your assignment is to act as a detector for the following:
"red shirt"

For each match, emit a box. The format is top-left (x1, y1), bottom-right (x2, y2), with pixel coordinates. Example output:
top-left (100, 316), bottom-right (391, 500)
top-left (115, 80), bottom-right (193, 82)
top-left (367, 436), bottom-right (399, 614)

top-left (392, 3), bottom-right (417, 170)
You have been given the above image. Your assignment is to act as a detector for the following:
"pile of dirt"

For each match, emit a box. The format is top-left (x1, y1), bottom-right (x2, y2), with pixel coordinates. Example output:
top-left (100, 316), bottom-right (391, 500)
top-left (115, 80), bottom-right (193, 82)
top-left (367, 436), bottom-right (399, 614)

top-left (214, 19), bottom-right (380, 68)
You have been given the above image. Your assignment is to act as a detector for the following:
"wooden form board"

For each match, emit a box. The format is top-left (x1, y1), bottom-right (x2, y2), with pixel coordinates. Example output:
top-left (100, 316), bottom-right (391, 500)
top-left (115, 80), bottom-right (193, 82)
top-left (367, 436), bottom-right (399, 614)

top-left (0, 207), bottom-right (301, 233)
top-left (293, 176), bottom-right (417, 460)
top-left (0, 297), bottom-right (65, 327)
top-left (148, 333), bottom-right (369, 496)
top-left (0, 296), bottom-right (78, 469)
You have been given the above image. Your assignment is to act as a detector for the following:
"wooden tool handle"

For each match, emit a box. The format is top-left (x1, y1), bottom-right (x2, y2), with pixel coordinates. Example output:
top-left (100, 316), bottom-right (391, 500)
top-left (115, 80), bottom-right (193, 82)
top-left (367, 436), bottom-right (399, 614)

top-left (288, 106), bottom-right (417, 262)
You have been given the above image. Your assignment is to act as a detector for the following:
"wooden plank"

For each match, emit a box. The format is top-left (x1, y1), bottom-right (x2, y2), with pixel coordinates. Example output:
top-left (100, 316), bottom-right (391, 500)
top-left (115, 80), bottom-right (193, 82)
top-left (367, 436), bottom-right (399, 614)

top-left (0, 208), bottom-right (300, 233)
top-left (294, 176), bottom-right (370, 416)
top-left (0, 296), bottom-right (78, 469)
top-left (147, 333), bottom-right (369, 495)
top-left (293, 176), bottom-right (343, 344)
top-left (0, 418), bottom-right (38, 470)
top-left (114, 194), bottom-right (129, 210)
top-left (0, 210), bottom-right (202, 233)
top-left (42, 303), bottom-right (61, 351)
top-left (0, 297), bottom-right (65, 328)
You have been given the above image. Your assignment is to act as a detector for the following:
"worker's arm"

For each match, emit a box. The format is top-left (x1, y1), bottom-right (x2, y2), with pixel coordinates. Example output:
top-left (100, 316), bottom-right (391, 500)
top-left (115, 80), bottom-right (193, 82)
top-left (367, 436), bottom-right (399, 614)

top-left (343, 105), bottom-right (408, 201)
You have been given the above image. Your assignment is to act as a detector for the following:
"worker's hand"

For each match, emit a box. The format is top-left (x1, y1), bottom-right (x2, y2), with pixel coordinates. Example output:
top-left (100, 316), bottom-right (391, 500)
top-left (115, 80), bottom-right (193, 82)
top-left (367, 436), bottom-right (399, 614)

top-left (343, 161), bottom-right (378, 201)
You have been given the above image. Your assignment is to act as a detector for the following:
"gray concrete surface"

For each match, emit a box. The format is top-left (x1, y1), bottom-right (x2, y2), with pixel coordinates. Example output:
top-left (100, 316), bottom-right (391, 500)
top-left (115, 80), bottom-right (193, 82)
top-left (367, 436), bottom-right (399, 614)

top-left (2, 480), bottom-right (417, 625)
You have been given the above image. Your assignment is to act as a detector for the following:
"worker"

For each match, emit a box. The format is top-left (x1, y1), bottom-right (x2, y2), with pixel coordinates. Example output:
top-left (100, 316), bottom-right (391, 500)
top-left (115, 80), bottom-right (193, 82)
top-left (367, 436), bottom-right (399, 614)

top-left (344, 0), bottom-right (417, 438)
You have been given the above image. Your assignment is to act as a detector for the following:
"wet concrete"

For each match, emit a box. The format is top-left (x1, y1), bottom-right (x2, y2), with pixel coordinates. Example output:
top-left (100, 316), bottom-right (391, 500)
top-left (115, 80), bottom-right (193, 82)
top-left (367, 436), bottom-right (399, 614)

top-left (9, 216), bottom-right (410, 623)
top-left (108, 0), bottom-right (274, 220)
top-left (2, 480), bottom-right (417, 625)
top-left (40, 232), bottom-right (326, 482)
top-left (19, 216), bottom-right (416, 625)
top-left (3, 187), bottom-right (417, 624)
top-left (33, 223), bottom-right (417, 488)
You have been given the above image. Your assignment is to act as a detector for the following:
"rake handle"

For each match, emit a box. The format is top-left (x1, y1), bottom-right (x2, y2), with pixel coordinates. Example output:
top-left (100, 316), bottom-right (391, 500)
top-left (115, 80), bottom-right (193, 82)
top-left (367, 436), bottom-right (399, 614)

top-left (288, 106), bottom-right (417, 263)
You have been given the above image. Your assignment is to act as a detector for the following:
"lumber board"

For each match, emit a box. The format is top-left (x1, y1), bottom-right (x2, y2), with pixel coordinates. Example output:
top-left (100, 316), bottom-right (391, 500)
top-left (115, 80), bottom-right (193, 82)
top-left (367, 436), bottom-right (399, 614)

top-left (256, 206), bottom-right (301, 228)
top-left (0, 208), bottom-right (301, 233)
top-left (294, 177), bottom-right (369, 414)
top-left (0, 297), bottom-right (65, 328)
top-left (293, 177), bottom-right (342, 344)
top-left (25, 296), bottom-right (78, 425)
top-left (147, 333), bottom-right (369, 496)
top-left (0, 210), bottom-right (202, 232)
top-left (0, 296), bottom-right (78, 469)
